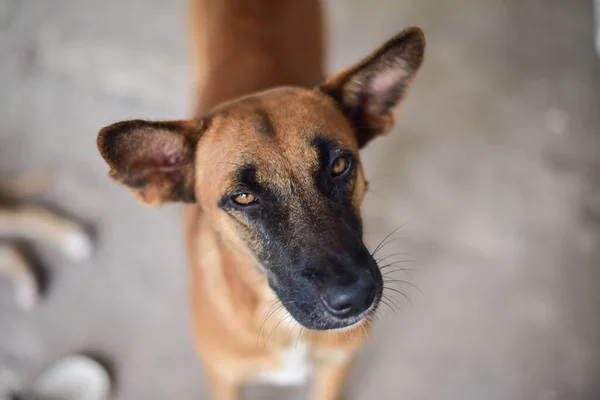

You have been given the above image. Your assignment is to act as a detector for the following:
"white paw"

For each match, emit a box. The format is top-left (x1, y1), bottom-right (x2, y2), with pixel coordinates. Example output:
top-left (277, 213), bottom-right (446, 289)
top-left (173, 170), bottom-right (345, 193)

top-left (15, 274), bottom-right (41, 310)
top-left (61, 230), bottom-right (94, 261)
top-left (27, 355), bottom-right (111, 400)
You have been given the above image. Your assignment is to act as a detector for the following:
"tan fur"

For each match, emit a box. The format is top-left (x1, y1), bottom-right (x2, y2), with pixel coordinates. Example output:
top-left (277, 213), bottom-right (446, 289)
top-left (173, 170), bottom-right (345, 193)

top-left (185, 2), bottom-right (364, 396)
top-left (96, 1), bottom-right (425, 398)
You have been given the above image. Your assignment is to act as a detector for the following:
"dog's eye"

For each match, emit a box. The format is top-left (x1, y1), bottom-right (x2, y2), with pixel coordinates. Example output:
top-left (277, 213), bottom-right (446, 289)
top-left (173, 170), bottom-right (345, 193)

top-left (331, 156), bottom-right (351, 177)
top-left (232, 193), bottom-right (257, 205)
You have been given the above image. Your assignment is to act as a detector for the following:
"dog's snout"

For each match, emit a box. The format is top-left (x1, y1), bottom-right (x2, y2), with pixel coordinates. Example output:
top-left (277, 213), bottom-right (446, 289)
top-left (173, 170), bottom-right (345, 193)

top-left (320, 272), bottom-right (376, 318)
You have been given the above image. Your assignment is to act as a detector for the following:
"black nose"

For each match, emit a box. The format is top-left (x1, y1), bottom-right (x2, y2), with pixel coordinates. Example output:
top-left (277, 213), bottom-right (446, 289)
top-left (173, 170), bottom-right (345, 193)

top-left (320, 273), bottom-right (376, 318)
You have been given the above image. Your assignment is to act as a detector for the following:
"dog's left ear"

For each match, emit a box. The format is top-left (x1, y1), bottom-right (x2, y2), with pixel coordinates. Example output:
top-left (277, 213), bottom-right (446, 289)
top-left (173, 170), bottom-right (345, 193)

top-left (320, 26), bottom-right (425, 148)
top-left (97, 119), bottom-right (207, 206)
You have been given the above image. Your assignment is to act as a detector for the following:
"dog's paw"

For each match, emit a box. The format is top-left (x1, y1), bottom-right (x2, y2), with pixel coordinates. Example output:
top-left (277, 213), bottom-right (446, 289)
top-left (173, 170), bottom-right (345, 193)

top-left (61, 229), bottom-right (94, 262)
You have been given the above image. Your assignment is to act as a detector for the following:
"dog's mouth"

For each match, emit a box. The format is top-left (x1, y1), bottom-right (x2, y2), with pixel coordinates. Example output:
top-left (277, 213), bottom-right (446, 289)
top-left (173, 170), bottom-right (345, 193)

top-left (281, 290), bottom-right (381, 331)
top-left (282, 299), bottom-right (379, 333)
top-left (267, 266), bottom-right (383, 331)
top-left (324, 297), bottom-right (381, 331)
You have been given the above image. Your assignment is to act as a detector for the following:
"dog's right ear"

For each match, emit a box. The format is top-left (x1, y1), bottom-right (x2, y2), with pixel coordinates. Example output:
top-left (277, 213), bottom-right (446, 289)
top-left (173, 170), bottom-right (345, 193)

top-left (97, 119), bottom-right (207, 206)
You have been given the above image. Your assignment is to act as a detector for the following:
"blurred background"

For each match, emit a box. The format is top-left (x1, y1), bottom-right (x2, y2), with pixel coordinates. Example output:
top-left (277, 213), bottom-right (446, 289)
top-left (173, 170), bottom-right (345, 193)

top-left (1, 0), bottom-right (600, 399)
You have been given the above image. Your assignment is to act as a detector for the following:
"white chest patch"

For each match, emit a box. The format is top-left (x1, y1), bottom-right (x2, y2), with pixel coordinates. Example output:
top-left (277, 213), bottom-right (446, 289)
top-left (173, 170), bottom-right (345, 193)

top-left (258, 342), bottom-right (312, 386)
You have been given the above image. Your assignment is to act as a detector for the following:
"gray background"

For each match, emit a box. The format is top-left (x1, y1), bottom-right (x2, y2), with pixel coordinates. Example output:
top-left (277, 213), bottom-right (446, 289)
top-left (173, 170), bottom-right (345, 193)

top-left (1, 0), bottom-right (599, 399)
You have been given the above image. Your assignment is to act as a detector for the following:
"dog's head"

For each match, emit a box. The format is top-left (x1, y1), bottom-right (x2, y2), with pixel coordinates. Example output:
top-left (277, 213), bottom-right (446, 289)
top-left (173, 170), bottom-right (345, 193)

top-left (97, 27), bottom-right (425, 330)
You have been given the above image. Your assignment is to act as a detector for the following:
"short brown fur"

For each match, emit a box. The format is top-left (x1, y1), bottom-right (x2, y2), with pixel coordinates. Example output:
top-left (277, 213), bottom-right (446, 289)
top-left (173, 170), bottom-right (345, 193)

top-left (97, 1), bottom-right (425, 399)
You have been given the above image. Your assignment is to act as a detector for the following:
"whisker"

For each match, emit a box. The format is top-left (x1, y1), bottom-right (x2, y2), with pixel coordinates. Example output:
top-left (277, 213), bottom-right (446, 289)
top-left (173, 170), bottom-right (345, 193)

top-left (258, 302), bottom-right (285, 346)
top-left (382, 268), bottom-right (415, 276)
top-left (375, 252), bottom-right (413, 264)
top-left (379, 298), bottom-right (398, 314)
top-left (382, 293), bottom-right (403, 312)
top-left (267, 313), bottom-right (292, 344)
top-left (371, 225), bottom-right (403, 256)
top-left (295, 327), bottom-right (305, 348)
top-left (263, 299), bottom-right (298, 342)
top-left (370, 220), bottom-right (412, 257)
top-left (383, 292), bottom-right (402, 307)
top-left (379, 260), bottom-right (422, 270)
top-left (373, 237), bottom-right (410, 256)
top-left (263, 304), bottom-right (285, 334)
top-left (360, 322), bottom-right (368, 339)
top-left (257, 299), bottom-right (278, 345)
top-left (372, 313), bottom-right (380, 324)
top-left (385, 278), bottom-right (422, 293)
top-left (384, 286), bottom-right (414, 304)
top-left (374, 305), bottom-right (387, 320)
top-left (364, 319), bottom-right (374, 333)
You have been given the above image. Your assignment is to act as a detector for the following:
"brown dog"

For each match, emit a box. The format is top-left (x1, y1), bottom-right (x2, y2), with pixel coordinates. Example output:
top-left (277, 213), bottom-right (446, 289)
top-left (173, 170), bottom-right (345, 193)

top-left (96, 1), bottom-right (425, 399)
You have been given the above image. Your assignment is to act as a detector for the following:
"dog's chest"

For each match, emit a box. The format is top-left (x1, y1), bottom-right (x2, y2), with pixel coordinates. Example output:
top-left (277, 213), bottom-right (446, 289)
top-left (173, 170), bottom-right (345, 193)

top-left (258, 342), bottom-right (312, 386)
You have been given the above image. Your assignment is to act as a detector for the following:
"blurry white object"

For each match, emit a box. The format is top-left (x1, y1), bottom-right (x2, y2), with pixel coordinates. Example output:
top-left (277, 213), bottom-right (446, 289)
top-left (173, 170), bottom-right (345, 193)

top-left (0, 207), bottom-right (93, 310)
top-left (0, 172), bottom-right (94, 310)
top-left (26, 356), bottom-right (111, 400)
top-left (0, 246), bottom-right (40, 309)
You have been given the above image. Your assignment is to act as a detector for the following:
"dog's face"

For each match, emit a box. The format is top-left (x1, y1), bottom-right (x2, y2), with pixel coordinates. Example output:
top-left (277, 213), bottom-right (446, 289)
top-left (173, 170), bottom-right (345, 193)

top-left (97, 28), bottom-right (425, 330)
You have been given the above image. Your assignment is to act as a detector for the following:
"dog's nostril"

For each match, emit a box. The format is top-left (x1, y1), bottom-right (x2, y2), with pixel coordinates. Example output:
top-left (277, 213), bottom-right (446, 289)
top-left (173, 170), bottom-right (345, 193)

top-left (320, 275), bottom-right (376, 318)
top-left (320, 292), bottom-right (354, 317)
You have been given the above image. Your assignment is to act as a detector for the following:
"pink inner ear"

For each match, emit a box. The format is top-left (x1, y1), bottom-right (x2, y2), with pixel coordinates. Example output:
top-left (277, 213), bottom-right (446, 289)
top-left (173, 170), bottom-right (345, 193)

top-left (365, 67), bottom-right (408, 105)
top-left (152, 147), bottom-right (187, 167)
top-left (144, 134), bottom-right (190, 168)
top-left (128, 142), bottom-right (188, 172)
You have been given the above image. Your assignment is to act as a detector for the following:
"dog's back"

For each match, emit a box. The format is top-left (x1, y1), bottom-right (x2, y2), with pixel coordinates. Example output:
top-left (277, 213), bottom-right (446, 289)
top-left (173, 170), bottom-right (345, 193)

top-left (190, 0), bottom-right (324, 114)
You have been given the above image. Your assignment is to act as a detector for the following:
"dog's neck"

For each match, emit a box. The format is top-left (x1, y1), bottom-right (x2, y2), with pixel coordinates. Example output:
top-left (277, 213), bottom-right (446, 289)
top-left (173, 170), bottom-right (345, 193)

top-left (186, 0), bottom-right (324, 319)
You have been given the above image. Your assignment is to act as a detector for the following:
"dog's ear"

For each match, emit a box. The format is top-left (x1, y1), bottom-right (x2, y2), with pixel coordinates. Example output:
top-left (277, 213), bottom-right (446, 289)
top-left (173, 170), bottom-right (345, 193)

top-left (320, 26), bottom-right (425, 148)
top-left (97, 119), bottom-right (207, 206)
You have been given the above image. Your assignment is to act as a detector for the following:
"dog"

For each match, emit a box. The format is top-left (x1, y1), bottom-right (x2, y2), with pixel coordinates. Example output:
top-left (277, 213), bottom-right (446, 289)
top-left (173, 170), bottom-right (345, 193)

top-left (96, 0), bottom-right (425, 398)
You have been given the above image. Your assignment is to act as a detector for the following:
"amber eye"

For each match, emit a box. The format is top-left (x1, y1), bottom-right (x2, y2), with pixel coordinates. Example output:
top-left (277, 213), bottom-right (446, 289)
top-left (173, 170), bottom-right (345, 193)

top-left (232, 193), bottom-right (257, 205)
top-left (331, 156), bottom-right (350, 176)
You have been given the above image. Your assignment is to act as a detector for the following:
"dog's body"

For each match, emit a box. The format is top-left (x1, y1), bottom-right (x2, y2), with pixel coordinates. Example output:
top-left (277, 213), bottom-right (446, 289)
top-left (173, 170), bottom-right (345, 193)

top-left (186, 5), bottom-right (361, 394)
top-left (97, 1), bottom-right (424, 399)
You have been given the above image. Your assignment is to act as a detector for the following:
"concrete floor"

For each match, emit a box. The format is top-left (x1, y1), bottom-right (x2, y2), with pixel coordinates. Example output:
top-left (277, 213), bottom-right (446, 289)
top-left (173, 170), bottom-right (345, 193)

top-left (1, 0), bottom-right (600, 399)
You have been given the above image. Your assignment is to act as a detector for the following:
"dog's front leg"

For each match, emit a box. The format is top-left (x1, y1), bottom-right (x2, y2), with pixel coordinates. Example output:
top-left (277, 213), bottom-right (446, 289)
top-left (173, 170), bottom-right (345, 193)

top-left (206, 370), bottom-right (240, 400)
top-left (311, 359), bottom-right (353, 400)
